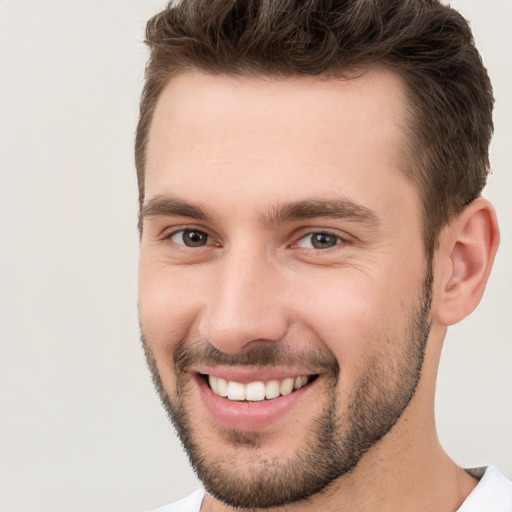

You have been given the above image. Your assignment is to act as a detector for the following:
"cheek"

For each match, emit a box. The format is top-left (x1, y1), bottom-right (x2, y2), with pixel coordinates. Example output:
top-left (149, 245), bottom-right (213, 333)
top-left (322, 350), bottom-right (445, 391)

top-left (288, 268), bottom-right (419, 371)
top-left (138, 261), bottom-right (204, 361)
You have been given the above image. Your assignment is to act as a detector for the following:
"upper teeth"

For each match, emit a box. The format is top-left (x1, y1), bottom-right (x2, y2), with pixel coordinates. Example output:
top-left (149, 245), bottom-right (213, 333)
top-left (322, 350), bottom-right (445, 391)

top-left (208, 375), bottom-right (309, 402)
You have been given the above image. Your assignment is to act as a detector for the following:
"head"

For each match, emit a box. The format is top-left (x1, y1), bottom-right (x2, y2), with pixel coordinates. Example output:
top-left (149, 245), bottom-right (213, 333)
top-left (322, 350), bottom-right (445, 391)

top-left (136, 0), bottom-right (498, 509)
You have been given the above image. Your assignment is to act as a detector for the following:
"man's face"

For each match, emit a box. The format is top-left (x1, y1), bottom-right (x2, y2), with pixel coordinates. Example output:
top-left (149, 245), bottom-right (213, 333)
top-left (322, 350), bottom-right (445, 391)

top-left (138, 69), bottom-right (432, 509)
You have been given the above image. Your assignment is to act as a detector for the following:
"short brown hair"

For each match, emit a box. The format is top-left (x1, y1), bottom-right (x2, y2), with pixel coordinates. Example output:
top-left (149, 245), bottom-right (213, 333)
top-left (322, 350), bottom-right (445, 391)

top-left (135, 0), bottom-right (494, 257)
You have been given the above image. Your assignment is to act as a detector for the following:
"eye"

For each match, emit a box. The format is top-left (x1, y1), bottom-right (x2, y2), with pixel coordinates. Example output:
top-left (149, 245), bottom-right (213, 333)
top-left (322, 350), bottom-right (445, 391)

top-left (169, 229), bottom-right (211, 247)
top-left (296, 232), bottom-right (342, 250)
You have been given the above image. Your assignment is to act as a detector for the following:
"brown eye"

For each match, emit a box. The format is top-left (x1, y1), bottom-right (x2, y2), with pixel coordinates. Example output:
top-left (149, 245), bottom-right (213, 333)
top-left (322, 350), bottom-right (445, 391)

top-left (171, 229), bottom-right (210, 247)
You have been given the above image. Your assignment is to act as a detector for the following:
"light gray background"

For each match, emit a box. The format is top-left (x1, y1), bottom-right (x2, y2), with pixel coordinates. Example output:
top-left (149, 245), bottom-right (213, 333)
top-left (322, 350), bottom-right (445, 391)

top-left (0, 1), bottom-right (510, 511)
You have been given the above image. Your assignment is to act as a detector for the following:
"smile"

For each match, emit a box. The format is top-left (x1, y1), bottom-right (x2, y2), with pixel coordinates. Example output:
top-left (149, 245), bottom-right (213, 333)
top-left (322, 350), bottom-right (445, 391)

top-left (195, 370), bottom-right (321, 430)
top-left (207, 374), bottom-right (316, 402)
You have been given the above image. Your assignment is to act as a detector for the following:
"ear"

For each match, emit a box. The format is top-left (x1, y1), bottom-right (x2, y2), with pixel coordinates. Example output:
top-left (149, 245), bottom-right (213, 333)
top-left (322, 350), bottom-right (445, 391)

top-left (433, 197), bottom-right (500, 326)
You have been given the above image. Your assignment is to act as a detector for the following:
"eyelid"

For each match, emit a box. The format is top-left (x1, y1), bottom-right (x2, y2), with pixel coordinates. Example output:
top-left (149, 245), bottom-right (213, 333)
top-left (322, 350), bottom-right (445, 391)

top-left (163, 225), bottom-right (218, 247)
top-left (159, 224), bottom-right (351, 250)
top-left (292, 229), bottom-right (351, 250)
top-left (171, 228), bottom-right (210, 246)
top-left (162, 223), bottom-right (205, 238)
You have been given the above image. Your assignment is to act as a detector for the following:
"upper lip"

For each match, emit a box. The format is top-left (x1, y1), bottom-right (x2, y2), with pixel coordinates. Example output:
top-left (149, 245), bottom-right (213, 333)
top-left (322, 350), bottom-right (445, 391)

top-left (195, 365), bottom-right (318, 384)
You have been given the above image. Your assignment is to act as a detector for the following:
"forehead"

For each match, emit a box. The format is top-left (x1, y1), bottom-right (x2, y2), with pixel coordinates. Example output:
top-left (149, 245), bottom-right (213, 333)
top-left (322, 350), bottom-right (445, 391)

top-left (145, 69), bottom-right (415, 219)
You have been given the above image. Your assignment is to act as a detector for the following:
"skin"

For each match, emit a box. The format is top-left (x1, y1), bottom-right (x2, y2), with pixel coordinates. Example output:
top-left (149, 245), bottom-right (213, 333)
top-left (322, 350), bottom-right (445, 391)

top-left (138, 69), bottom-right (499, 511)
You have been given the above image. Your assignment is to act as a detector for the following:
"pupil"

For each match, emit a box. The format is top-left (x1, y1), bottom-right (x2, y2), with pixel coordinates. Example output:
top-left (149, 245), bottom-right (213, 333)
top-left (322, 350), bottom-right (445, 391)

top-left (184, 230), bottom-right (207, 247)
top-left (312, 233), bottom-right (337, 249)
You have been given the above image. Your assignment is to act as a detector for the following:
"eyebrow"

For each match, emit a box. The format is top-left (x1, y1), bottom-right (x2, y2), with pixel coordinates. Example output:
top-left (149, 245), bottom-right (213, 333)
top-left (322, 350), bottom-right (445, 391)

top-left (141, 195), bottom-right (380, 227)
top-left (142, 195), bottom-right (212, 221)
top-left (261, 198), bottom-right (380, 227)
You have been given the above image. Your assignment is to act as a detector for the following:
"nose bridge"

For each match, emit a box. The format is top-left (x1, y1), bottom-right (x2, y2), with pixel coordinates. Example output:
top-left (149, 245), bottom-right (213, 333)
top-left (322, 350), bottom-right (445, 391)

top-left (198, 243), bottom-right (288, 353)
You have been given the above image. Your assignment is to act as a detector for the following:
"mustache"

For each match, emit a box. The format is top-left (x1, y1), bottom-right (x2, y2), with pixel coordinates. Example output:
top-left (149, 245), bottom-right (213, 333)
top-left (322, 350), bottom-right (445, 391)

top-left (172, 337), bottom-right (339, 376)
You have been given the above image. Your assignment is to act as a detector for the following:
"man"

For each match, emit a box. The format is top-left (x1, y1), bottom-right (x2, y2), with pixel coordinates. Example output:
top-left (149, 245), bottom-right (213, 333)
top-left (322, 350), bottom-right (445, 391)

top-left (136, 0), bottom-right (512, 510)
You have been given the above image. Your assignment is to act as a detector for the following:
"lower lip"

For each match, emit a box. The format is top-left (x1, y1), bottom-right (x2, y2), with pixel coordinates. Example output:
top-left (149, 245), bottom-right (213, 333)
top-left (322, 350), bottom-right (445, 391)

top-left (194, 374), bottom-right (316, 431)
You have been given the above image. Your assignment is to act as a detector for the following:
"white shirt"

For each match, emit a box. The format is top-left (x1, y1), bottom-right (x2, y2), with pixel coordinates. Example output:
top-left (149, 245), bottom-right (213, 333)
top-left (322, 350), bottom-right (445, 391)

top-left (458, 466), bottom-right (512, 511)
top-left (150, 466), bottom-right (512, 512)
top-left (150, 488), bottom-right (205, 512)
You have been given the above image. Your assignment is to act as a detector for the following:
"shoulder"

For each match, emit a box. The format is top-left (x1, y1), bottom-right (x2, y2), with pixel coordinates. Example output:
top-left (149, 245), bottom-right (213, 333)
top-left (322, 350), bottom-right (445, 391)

top-left (459, 466), bottom-right (512, 511)
top-left (148, 489), bottom-right (205, 512)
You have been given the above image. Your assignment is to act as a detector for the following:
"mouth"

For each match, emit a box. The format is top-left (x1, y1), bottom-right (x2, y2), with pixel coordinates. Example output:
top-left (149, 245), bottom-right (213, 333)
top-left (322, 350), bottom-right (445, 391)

top-left (202, 373), bottom-right (319, 402)
top-left (194, 369), bottom-right (321, 431)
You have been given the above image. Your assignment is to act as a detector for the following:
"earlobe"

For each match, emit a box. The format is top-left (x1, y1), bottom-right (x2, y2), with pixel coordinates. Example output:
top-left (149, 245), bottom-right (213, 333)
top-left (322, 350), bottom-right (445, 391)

top-left (434, 197), bottom-right (500, 326)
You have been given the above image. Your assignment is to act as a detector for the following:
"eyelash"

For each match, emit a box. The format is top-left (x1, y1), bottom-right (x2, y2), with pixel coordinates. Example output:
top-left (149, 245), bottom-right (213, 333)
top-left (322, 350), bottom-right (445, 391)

top-left (293, 231), bottom-right (345, 250)
top-left (165, 228), bottom-right (215, 248)
top-left (164, 227), bottom-right (347, 252)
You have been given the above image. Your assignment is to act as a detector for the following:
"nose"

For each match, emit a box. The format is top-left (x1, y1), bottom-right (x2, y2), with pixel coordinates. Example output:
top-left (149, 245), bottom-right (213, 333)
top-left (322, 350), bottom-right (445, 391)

top-left (197, 247), bottom-right (289, 354)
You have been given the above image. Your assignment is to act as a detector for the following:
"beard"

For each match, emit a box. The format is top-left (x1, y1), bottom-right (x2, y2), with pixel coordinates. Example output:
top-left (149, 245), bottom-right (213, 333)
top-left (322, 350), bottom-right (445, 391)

top-left (141, 268), bottom-right (433, 510)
